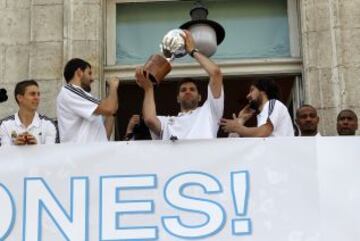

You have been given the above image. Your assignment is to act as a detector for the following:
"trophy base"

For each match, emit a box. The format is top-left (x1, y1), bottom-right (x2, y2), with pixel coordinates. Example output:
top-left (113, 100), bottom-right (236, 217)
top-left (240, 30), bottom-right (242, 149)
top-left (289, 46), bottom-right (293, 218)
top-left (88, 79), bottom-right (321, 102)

top-left (143, 54), bottom-right (172, 85)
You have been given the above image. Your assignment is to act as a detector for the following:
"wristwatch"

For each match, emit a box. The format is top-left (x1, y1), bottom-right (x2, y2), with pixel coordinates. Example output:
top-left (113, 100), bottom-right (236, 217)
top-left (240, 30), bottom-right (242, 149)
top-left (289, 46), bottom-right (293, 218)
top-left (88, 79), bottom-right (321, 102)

top-left (190, 48), bottom-right (199, 58)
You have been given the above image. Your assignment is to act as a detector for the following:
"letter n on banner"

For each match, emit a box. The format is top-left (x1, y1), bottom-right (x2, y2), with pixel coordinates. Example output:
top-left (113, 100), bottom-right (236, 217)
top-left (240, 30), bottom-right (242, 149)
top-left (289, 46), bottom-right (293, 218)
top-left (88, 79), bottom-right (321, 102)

top-left (23, 177), bottom-right (89, 241)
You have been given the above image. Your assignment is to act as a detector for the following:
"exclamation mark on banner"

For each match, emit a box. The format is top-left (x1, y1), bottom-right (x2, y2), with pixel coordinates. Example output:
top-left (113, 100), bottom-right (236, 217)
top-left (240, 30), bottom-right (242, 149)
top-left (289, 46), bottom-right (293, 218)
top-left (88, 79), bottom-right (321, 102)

top-left (231, 171), bottom-right (252, 235)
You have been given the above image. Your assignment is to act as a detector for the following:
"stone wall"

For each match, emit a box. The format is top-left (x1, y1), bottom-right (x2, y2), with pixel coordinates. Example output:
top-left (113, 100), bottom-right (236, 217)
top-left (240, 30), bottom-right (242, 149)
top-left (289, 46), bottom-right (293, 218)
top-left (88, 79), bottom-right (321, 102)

top-left (300, 0), bottom-right (360, 135)
top-left (0, 0), bottom-right (102, 118)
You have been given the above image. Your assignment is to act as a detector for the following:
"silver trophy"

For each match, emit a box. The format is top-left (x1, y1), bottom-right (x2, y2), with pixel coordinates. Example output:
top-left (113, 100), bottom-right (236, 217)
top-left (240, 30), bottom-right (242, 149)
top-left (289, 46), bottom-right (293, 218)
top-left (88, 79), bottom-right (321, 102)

top-left (143, 29), bottom-right (187, 85)
top-left (160, 29), bottom-right (187, 60)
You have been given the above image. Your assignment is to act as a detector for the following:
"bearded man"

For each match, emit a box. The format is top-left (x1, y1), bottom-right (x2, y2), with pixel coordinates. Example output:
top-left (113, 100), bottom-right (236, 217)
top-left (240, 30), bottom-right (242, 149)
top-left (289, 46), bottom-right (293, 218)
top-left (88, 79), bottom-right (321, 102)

top-left (135, 31), bottom-right (224, 140)
top-left (56, 58), bottom-right (120, 143)
top-left (220, 78), bottom-right (294, 137)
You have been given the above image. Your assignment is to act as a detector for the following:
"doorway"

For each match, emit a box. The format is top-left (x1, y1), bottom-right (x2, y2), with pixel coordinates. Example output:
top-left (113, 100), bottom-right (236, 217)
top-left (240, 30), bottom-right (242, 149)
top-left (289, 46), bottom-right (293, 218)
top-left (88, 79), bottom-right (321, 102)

top-left (115, 75), bottom-right (297, 140)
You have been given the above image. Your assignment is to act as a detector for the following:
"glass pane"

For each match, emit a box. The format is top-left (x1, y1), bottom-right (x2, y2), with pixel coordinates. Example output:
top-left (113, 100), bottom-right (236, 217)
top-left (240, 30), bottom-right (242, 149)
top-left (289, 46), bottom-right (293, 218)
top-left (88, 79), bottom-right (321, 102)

top-left (116, 0), bottom-right (290, 64)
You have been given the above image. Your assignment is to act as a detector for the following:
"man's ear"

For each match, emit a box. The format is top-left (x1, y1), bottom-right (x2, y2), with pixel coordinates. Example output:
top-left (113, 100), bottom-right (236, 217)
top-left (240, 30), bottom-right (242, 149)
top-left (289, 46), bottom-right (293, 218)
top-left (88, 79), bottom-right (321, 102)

top-left (315, 116), bottom-right (320, 124)
top-left (16, 94), bottom-right (23, 104)
top-left (259, 90), bottom-right (267, 98)
top-left (75, 68), bottom-right (83, 79)
top-left (177, 95), bottom-right (180, 104)
top-left (198, 94), bottom-right (202, 103)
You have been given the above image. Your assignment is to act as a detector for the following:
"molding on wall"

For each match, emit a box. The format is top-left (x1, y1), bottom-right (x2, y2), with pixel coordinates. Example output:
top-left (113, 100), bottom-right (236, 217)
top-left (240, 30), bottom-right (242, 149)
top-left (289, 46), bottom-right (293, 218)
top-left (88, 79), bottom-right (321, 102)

top-left (104, 58), bottom-right (303, 81)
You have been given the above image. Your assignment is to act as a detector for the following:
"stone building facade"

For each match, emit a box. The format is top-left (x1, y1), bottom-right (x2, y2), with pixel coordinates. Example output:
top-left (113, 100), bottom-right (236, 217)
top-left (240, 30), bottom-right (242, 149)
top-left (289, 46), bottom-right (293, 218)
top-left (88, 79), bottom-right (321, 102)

top-left (301, 0), bottom-right (360, 135)
top-left (0, 0), bottom-right (103, 118)
top-left (0, 0), bottom-right (359, 135)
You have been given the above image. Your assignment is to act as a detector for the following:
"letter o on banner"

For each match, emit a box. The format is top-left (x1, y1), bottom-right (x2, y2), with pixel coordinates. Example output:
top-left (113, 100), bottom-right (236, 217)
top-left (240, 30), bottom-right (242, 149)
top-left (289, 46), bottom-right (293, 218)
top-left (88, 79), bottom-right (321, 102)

top-left (0, 184), bottom-right (16, 240)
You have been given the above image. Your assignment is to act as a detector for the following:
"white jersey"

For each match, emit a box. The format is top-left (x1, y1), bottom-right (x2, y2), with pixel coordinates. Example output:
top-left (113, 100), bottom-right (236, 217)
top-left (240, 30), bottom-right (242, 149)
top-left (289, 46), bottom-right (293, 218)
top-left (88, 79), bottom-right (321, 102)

top-left (257, 99), bottom-right (294, 137)
top-left (56, 84), bottom-right (108, 143)
top-left (152, 86), bottom-right (224, 140)
top-left (0, 112), bottom-right (59, 145)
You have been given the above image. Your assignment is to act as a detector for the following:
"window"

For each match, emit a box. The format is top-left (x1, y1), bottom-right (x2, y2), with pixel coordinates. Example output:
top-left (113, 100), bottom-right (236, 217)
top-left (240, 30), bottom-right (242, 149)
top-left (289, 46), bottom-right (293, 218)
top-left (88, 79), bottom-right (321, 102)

top-left (115, 0), bottom-right (291, 64)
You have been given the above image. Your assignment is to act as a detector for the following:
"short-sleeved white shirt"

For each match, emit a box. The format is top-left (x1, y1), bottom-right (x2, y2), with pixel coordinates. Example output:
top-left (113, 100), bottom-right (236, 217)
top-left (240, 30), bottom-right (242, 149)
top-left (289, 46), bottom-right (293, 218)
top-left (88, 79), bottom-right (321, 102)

top-left (257, 99), bottom-right (294, 137)
top-left (0, 112), bottom-right (59, 145)
top-left (56, 84), bottom-right (108, 143)
top-left (152, 86), bottom-right (224, 140)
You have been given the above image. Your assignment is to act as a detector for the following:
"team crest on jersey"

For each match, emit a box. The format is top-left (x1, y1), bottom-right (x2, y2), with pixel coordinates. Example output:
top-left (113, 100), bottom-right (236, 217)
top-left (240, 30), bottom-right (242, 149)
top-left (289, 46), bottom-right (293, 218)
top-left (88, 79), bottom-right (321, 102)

top-left (11, 131), bottom-right (17, 139)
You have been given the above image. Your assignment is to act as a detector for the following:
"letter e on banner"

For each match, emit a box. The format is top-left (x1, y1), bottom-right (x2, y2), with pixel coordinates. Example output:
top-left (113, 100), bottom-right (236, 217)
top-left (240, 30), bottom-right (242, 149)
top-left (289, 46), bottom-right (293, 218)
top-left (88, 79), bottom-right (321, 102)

top-left (100, 175), bottom-right (158, 241)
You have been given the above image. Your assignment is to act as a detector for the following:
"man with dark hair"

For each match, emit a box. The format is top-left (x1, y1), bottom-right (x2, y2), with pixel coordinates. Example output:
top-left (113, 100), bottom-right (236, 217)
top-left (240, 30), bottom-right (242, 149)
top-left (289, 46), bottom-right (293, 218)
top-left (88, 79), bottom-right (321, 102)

top-left (135, 30), bottom-right (223, 140)
top-left (295, 104), bottom-right (320, 136)
top-left (56, 58), bottom-right (120, 143)
top-left (220, 78), bottom-right (294, 137)
top-left (0, 80), bottom-right (59, 145)
top-left (337, 109), bottom-right (358, 135)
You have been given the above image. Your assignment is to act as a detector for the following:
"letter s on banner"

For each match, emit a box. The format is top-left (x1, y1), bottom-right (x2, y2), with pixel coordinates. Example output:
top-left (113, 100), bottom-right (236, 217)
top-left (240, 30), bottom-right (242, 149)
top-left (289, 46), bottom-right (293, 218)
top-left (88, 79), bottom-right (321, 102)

top-left (0, 184), bottom-right (16, 240)
top-left (162, 172), bottom-right (226, 239)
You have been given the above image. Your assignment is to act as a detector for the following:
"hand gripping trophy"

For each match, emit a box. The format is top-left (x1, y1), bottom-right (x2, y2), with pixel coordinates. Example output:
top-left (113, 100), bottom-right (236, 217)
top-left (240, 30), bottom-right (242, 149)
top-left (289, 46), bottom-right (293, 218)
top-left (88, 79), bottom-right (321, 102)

top-left (141, 1), bottom-right (225, 85)
top-left (142, 29), bottom-right (187, 85)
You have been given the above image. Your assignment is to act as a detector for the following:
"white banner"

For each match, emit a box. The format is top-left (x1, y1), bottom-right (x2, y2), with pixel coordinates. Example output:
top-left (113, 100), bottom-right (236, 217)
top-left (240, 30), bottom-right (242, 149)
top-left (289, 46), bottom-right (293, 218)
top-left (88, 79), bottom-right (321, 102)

top-left (0, 137), bottom-right (359, 241)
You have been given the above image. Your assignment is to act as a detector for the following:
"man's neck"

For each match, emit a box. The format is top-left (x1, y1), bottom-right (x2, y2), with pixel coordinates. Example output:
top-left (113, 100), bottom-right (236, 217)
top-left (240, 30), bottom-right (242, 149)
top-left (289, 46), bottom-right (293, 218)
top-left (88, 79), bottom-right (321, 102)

top-left (69, 79), bottom-right (81, 87)
top-left (180, 107), bottom-right (197, 113)
top-left (259, 96), bottom-right (269, 112)
top-left (18, 109), bottom-right (36, 128)
top-left (301, 130), bottom-right (318, 136)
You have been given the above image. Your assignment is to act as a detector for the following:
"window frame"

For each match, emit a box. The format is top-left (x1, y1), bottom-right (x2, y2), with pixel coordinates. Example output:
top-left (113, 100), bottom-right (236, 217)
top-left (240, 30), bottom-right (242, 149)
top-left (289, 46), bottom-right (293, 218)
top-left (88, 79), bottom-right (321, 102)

top-left (104, 0), bottom-right (302, 81)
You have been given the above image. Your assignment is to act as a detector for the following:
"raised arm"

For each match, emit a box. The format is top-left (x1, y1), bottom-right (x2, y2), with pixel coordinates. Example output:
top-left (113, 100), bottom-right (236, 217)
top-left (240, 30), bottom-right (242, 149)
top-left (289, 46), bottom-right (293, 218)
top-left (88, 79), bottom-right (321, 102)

top-left (124, 115), bottom-right (140, 139)
top-left (135, 67), bottom-right (161, 136)
top-left (182, 30), bottom-right (223, 98)
top-left (104, 116), bottom-right (115, 140)
top-left (94, 77), bottom-right (120, 116)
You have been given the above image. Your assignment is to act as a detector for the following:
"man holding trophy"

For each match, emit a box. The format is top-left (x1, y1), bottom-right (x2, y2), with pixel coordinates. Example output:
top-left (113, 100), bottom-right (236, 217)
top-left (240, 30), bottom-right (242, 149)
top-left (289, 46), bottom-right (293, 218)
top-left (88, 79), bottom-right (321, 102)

top-left (135, 30), bottom-right (223, 140)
